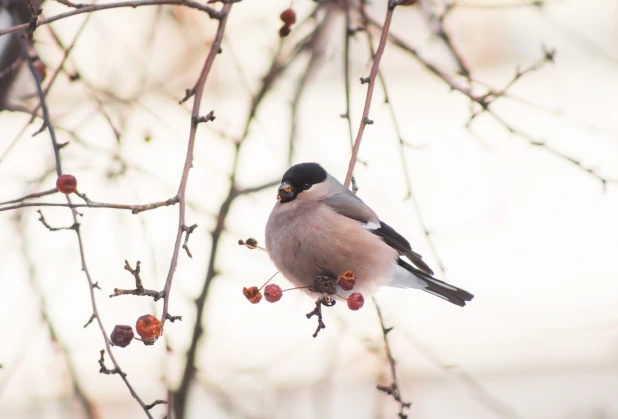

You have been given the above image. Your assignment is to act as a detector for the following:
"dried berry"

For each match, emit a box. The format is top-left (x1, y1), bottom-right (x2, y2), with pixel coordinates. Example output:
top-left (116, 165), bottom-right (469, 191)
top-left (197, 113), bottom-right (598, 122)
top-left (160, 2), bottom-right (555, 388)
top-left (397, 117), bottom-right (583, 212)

top-left (280, 9), bottom-right (296, 25)
top-left (337, 270), bottom-right (356, 291)
top-left (279, 25), bottom-right (291, 38)
top-left (135, 314), bottom-right (162, 344)
top-left (110, 325), bottom-right (134, 348)
top-left (243, 286), bottom-right (262, 304)
top-left (34, 61), bottom-right (47, 82)
top-left (56, 174), bottom-right (77, 194)
top-left (264, 284), bottom-right (282, 303)
top-left (347, 293), bottom-right (364, 311)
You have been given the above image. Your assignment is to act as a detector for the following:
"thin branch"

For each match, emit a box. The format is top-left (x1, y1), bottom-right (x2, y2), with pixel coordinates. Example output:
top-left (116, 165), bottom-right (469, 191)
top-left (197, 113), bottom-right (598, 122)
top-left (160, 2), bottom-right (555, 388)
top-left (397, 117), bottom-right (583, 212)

top-left (0, 0), bottom-right (222, 37)
top-left (343, 8), bottom-right (355, 148)
top-left (21, 37), bottom-right (63, 176)
top-left (344, 0), bottom-right (398, 187)
top-left (373, 298), bottom-right (411, 419)
top-left (159, 3), bottom-right (233, 332)
top-left (0, 195), bottom-right (180, 213)
top-left (98, 350), bottom-right (124, 376)
top-left (110, 260), bottom-right (165, 300)
top-left (0, 188), bottom-right (57, 206)
top-left (402, 332), bottom-right (526, 419)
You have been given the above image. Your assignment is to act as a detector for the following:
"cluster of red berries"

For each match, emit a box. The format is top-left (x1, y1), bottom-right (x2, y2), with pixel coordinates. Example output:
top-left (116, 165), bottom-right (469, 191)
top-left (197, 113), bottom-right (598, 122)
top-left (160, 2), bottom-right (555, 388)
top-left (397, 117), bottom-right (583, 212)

top-left (110, 314), bottom-right (163, 347)
top-left (243, 270), bottom-right (365, 310)
top-left (278, 8), bottom-right (296, 38)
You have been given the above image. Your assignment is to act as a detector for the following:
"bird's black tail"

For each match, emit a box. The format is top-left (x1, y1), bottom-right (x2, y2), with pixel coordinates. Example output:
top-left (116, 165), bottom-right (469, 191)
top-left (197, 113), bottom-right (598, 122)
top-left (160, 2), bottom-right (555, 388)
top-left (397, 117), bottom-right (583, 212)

top-left (397, 259), bottom-right (474, 307)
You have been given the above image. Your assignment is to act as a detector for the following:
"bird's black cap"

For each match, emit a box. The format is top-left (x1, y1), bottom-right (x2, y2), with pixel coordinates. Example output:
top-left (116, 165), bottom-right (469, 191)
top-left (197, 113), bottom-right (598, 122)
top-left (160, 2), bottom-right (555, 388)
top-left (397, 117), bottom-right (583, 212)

top-left (281, 163), bottom-right (327, 190)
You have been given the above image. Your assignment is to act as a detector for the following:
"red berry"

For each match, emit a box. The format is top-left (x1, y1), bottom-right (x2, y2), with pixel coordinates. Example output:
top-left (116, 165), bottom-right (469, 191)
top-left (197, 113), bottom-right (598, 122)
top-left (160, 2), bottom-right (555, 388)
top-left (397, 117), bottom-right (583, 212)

top-left (347, 293), bottom-right (364, 311)
top-left (110, 325), bottom-right (134, 348)
top-left (338, 270), bottom-right (356, 291)
top-left (243, 286), bottom-right (262, 304)
top-left (56, 174), bottom-right (77, 194)
top-left (135, 314), bottom-right (162, 345)
top-left (264, 284), bottom-right (282, 303)
top-left (279, 25), bottom-right (291, 38)
top-left (280, 9), bottom-right (296, 25)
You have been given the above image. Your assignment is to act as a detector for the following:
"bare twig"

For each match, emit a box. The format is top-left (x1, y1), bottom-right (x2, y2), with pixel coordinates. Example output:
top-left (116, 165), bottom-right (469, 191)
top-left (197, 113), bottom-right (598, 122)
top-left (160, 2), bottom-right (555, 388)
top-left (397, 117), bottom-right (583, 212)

top-left (98, 350), bottom-right (124, 376)
top-left (0, 188), bottom-right (58, 206)
top-left (37, 210), bottom-right (77, 232)
top-left (0, 195), bottom-right (180, 213)
top-left (159, 2), bottom-right (233, 331)
top-left (110, 261), bottom-right (166, 300)
top-left (145, 399), bottom-right (168, 410)
top-left (403, 332), bottom-right (526, 419)
top-left (344, 0), bottom-right (398, 187)
top-left (21, 39), bottom-right (62, 175)
top-left (373, 297), bottom-right (411, 419)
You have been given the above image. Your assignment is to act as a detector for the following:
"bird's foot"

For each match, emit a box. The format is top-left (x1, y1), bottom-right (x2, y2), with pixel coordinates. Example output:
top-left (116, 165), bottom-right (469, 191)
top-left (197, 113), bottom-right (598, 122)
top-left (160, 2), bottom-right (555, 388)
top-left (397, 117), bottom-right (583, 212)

top-left (312, 275), bottom-right (337, 295)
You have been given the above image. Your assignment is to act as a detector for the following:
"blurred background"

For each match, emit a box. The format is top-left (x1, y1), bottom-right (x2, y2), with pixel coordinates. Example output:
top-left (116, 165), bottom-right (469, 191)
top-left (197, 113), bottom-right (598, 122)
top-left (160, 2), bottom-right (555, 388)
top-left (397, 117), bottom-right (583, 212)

top-left (1, 0), bottom-right (617, 418)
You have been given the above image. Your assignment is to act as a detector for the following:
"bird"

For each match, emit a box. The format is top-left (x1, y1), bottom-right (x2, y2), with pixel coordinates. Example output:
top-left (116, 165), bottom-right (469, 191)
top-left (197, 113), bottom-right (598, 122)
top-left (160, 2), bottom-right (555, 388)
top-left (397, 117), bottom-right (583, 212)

top-left (265, 162), bottom-right (474, 307)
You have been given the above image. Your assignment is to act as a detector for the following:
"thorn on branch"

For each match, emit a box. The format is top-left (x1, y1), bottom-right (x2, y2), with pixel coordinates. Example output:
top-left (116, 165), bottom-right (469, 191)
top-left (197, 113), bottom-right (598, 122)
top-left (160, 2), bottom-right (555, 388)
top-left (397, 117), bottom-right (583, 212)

top-left (543, 45), bottom-right (556, 63)
top-left (145, 400), bottom-right (168, 410)
top-left (181, 224), bottom-right (198, 258)
top-left (98, 350), bottom-right (125, 376)
top-left (165, 313), bottom-right (183, 322)
top-left (179, 87), bottom-right (196, 104)
top-left (83, 313), bottom-right (96, 328)
top-left (92, 281), bottom-right (101, 290)
top-left (33, 121), bottom-right (47, 136)
top-left (192, 111), bottom-right (216, 125)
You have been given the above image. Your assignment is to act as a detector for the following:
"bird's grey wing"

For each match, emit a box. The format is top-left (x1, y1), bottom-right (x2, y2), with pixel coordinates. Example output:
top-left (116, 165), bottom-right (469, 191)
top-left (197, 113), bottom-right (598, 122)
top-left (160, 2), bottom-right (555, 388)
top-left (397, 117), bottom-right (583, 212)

top-left (323, 193), bottom-right (434, 275)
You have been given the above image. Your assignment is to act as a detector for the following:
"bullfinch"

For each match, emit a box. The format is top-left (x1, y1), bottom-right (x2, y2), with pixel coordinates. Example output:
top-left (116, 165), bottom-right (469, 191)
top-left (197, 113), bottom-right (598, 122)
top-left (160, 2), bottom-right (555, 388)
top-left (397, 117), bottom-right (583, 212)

top-left (265, 163), bottom-right (474, 306)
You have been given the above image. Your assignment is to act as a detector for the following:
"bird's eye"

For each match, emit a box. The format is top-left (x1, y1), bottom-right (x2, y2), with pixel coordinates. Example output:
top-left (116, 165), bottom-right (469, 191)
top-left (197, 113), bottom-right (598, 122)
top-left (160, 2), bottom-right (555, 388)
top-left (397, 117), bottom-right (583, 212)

top-left (303, 183), bottom-right (312, 190)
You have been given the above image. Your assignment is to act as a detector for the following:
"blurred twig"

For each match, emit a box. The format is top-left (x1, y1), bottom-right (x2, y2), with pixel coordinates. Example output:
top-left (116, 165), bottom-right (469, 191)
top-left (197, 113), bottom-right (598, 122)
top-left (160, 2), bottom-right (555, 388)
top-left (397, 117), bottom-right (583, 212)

top-left (14, 211), bottom-right (97, 418)
top-left (0, 0), bottom-right (222, 37)
top-left (403, 332), bottom-right (526, 419)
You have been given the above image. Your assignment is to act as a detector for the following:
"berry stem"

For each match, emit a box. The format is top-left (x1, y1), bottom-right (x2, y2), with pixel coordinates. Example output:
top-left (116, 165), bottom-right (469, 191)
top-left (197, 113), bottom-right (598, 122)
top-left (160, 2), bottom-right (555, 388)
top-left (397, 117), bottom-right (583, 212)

top-left (258, 271), bottom-right (280, 291)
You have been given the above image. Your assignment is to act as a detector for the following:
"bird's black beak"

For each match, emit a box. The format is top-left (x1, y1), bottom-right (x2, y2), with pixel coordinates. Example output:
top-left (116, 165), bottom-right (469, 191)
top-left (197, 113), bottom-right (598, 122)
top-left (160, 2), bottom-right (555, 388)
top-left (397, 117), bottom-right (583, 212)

top-left (277, 181), bottom-right (295, 202)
